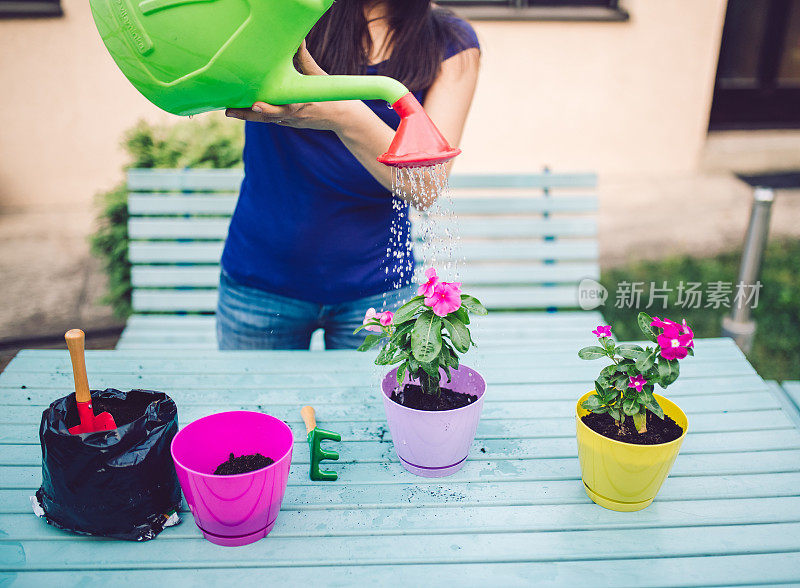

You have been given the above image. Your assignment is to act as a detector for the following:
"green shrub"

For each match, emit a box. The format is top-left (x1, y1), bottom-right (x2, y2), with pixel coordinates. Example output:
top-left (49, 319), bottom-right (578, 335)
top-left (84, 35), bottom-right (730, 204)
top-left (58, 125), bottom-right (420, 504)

top-left (123, 115), bottom-right (243, 169)
top-left (90, 184), bottom-right (131, 318)
top-left (90, 115), bottom-right (243, 318)
top-left (601, 239), bottom-right (800, 381)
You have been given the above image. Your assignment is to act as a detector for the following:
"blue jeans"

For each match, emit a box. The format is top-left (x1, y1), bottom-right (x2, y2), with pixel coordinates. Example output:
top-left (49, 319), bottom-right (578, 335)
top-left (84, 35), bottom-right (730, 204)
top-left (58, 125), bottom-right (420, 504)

top-left (216, 270), bottom-right (416, 350)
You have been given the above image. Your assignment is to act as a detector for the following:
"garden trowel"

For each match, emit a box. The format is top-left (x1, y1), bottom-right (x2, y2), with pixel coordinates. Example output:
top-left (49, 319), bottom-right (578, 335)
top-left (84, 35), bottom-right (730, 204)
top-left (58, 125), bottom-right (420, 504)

top-left (300, 406), bottom-right (340, 481)
top-left (65, 329), bottom-right (117, 434)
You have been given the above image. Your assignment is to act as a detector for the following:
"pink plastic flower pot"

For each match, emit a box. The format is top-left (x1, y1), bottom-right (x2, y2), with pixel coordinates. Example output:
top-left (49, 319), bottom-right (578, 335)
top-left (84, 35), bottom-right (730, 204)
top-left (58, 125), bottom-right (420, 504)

top-left (381, 364), bottom-right (485, 477)
top-left (170, 411), bottom-right (293, 547)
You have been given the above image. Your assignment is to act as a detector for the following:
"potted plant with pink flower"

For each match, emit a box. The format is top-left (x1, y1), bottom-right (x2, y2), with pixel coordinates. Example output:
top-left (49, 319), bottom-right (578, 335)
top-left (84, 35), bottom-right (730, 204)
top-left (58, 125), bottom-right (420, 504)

top-left (356, 267), bottom-right (488, 477)
top-left (575, 312), bottom-right (694, 511)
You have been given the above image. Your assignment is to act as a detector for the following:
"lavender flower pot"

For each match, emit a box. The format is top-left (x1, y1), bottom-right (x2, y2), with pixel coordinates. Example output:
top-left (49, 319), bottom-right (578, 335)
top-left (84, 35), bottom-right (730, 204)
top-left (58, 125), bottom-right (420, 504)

top-left (381, 364), bottom-right (486, 477)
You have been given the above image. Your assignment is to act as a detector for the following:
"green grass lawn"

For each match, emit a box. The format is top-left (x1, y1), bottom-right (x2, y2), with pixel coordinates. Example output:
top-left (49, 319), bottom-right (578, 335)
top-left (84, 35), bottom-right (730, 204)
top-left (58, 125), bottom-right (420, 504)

top-left (600, 239), bottom-right (800, 382)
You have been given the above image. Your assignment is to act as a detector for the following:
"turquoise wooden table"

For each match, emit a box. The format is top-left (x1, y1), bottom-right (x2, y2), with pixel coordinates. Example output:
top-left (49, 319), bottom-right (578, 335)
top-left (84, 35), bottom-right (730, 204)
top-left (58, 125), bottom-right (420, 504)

top-left (2, 334), bottom-right (800, 586)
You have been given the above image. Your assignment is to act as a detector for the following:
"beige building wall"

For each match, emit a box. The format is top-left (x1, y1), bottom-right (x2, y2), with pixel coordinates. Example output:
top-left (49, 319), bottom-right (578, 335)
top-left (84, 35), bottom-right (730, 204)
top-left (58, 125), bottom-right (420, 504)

top-left (0, 0), bottom-right (176, 212)
top-left (0, 0), bottom-right (726, 212)
top-left (460, 0), bottom-right (728, 175)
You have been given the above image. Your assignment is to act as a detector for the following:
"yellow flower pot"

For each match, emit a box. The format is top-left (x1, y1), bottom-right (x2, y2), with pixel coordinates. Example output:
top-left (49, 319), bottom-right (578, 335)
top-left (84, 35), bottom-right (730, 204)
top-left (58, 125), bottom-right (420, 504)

top-left (575, 391), bottom-right (688, 512)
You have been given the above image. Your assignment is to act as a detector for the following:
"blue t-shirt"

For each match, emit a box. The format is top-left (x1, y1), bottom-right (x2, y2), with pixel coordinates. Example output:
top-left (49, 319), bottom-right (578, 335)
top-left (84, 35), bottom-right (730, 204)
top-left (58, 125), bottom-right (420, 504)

top-left (221, 18), bottom-right (479, 305)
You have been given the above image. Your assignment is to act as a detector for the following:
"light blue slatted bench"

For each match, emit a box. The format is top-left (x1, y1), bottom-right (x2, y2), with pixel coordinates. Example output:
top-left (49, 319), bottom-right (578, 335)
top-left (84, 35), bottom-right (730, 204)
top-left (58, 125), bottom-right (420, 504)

top-left (119, 169), bottom-right (600, 349)
top-left (777, 381), bottom-right (800, 417)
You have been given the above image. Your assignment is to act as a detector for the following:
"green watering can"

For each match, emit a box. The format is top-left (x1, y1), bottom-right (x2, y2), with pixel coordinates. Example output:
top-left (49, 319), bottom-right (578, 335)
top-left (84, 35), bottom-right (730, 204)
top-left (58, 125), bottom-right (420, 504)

top-left (89, 0), bottom-right (459, 167)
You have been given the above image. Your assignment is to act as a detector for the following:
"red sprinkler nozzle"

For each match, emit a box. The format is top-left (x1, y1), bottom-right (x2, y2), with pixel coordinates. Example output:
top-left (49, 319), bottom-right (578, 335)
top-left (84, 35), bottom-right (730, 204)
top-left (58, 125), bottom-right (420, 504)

top-left (377, 93), bottom-right (461, 168)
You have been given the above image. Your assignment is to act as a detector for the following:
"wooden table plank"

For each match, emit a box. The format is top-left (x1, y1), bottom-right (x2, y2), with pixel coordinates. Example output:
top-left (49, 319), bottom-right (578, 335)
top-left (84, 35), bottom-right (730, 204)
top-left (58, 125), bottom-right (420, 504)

top-left (5, 496), bottom-right (800, 541)
top-left (2, 338), bottom-right (749, 375)
top-left (0, 390), bottom-right (786, 425)
top-left (5, 522), bottom-right (800, 570)
top-left (4, 472), bottom-right (800, 517)
top-left (4, 449), bottom-right (800, 490)
top-left (0, 361), bottom-right (759, 391)
top-left (3, 553), bottom-right (800, 588)
top-left (0, 374), bottom-right (772, 407)
top-left (3, 407), bottom-right (793, 443)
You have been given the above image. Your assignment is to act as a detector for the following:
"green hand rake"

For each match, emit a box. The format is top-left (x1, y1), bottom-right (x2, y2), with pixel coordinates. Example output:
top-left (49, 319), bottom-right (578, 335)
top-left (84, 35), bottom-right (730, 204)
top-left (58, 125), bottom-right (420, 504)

top-left (300, 406), bottom-right (341, 481)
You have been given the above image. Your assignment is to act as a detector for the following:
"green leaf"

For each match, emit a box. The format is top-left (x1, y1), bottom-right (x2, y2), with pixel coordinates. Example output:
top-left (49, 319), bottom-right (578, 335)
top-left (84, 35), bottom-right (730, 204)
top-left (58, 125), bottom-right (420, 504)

top-left (581, 395), bottom-right (604, 412)
top-left (623, 364), bottom-right (640, 375)
top-left (441, 341), bottom-right (460, 368)
top-left (622, 395), bottom-right (639, 416)
top-left (578, 346), bottom-right (607, 360)
top-left (617, 344), bottom-right (644, 353)
top-left (657, 358), bottom-right (680, 388)
top-left (420, 360), bottom-right (440, 378)
top-left (392, 296), bottom-right (425, 324)
top-left (632, 411), bottom-right (647, 433)
top-left (396, 363), bottom-right (407, 386)
top-left (442, 317), bottom-right (471, 353)
top-left (411, 312), bottom-right (442, 363)
top-left (616, 344), bottom-right (645, 360)
top-left (454, 306), bottom-right (470, 325)
top-left (596, 381), bottom-right (618, 404)
top-left (608, 408), bottom-right (622, 422)
top-left (614, 374), bottom-right (630, 391)
top-left (460, 294), bottom-right (488, 316)
top-left (600, 364), bottom-right (618, 379)
top-left (644, 396), bottom-right (665, 419)
top-left (356, 333), bottom-right (383, 352)
top-left (635, 349), bottom-right (657, 373)
top-left (389, 321), bottom-right (415, 343)
top-left (386, 349), bottom-right (409, 365)
top-left (375, 343), bottom-right (394, 365)
top-left (638, 312), bottom-right (659, 343)
top-left (441, 362), bottom-right (452, 383)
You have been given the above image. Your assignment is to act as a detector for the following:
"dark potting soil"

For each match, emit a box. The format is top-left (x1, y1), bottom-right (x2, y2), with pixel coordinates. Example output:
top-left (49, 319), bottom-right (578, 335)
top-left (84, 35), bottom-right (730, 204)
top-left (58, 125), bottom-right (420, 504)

top-left (66, 390), bottom-right (156, 428)
top-left (390, 384), bottom-right (477, 411)
top-left (581, 411), bottom-right (684, 445)
top-left (213, 453), bottom-right (274, 475)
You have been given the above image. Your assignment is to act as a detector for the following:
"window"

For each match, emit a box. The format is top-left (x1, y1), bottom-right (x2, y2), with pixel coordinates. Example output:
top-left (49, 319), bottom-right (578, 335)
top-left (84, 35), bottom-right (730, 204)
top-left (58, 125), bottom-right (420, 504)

top-left (0, 0), bottom-right (62, 18)
top-left (438, 0), bottom-right (628, 21)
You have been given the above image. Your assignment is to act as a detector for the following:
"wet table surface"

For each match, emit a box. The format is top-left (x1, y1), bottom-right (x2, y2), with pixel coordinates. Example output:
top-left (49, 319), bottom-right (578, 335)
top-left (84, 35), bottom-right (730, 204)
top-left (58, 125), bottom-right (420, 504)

top-left (2, 314), bottom-right (800, 586)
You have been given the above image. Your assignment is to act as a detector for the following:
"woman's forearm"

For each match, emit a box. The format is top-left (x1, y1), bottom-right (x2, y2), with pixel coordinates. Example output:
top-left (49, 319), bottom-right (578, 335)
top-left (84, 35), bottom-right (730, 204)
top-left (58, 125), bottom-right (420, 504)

top-left (333, 100), bottom-right (449, 209)
top-left (333, 101), bottom-right (397, 191)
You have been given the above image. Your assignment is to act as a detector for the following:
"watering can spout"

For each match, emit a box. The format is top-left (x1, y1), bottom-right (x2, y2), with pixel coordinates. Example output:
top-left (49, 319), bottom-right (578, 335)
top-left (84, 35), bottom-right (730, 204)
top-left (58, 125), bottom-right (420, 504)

top-left (266, 64), bottom-right (461, 168)
top-left (263, 62), bottom-right (409, 106)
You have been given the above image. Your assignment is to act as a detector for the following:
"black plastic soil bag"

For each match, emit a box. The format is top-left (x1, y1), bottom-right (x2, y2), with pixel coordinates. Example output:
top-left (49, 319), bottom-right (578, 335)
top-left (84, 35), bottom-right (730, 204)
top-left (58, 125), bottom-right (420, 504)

top-left (33, 389), bottom-right (182, 541)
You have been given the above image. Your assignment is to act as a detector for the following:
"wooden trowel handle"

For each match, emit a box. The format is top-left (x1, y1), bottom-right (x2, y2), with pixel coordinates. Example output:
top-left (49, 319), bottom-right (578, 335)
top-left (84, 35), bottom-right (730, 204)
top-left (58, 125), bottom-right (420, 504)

top-left (65, 329), bottom-right (91, 404)
top-left (301, 405), bottom-right (316, 434)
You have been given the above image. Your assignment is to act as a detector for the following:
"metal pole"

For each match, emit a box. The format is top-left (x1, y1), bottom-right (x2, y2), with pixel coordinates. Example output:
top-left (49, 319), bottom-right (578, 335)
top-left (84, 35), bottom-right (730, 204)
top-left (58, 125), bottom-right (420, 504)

top-left (721, 187), bottom-right (774, 353)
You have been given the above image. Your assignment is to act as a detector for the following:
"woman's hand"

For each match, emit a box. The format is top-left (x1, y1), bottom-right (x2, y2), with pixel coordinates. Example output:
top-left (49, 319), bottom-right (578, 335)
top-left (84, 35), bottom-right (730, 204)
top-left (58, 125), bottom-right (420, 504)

top-left (225, 42), bottom-right (348, 131)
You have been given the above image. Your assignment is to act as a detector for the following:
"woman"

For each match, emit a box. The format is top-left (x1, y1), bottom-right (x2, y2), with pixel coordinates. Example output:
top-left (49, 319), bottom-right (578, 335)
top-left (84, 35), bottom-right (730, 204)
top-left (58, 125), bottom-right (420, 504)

top-left (220, 0), bottom-right (480, 350)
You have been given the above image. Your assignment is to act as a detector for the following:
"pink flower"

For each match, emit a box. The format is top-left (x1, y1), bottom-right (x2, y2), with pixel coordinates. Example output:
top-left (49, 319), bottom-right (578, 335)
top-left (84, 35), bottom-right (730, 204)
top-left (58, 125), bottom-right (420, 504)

top-left (681, 319), bottom-right (694, 348)
top-left (651, 316), bottom-right (679, 330)
top-left (629, 375), bottom-right (648, 393)
top-left (657, 324), bottom-right (693, 360)
top-left (424, 281), bottom-right (462, 317)
top-left (362, 308), bottom-right (382, 332)
top-left (379, 311), bottom-right (394, 327)
top-left (364, 308), bottom-right (394, 331)
top-left (592, 325), bottom-right (612, 338)
top-left (418, 267), bottom-right (439, 298)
